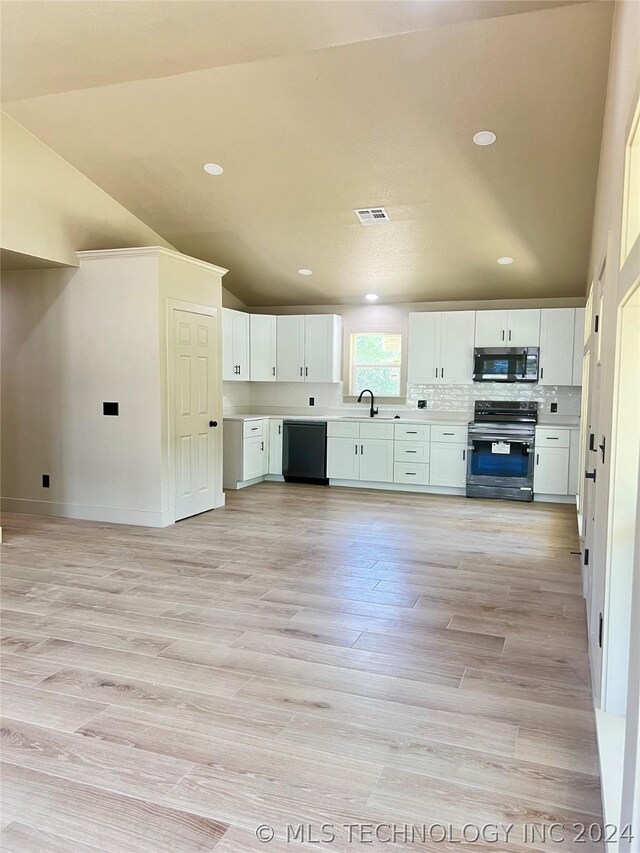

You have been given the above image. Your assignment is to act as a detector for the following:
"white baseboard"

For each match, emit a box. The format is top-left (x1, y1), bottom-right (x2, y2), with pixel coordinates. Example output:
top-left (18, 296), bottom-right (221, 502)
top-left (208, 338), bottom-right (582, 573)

top-left (533, 493), bottom-right (576, 504)
top-left (1, 497), bottom-right (174, 528)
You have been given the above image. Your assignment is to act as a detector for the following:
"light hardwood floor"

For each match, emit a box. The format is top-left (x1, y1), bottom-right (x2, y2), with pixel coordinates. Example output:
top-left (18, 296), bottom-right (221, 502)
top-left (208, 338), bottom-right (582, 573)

top-left (0, 484), bottom-right (602, 851)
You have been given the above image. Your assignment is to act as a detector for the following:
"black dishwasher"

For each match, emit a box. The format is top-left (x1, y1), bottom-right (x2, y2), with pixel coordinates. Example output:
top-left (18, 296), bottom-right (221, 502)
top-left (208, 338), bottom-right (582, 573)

top-left (282, 421), bottom-right (328, 485)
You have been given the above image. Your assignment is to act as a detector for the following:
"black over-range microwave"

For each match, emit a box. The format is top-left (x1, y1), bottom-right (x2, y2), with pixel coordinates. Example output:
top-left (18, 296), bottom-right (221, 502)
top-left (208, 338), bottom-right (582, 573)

top-left (473, 347), bottom-right (539, 383)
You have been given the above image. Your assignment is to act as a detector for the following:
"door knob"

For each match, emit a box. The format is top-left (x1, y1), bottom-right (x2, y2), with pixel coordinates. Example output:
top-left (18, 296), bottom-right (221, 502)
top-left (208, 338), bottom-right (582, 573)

top-left (209, 420), bottom-right (218, 428)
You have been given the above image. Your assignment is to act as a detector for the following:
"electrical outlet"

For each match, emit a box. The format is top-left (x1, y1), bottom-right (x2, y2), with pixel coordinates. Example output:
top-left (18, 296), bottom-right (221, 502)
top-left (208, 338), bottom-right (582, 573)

top-left (309, 397), bottom-right (315, 406)
top-left (42, 474), bottom-right (50, 488)
top-left (417, 400), bottom-right (427, 410)
top-left (550, 402), bottom-right (558, 413)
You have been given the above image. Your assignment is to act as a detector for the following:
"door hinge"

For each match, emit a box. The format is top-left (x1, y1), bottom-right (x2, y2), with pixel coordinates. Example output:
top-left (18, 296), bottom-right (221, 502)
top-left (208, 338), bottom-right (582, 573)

top-left (594, 315), bottom-right (599, 333)
top-left (584, 548), bottom-right (589, 566)
top-left (598, 612), bottom-right (603, 648)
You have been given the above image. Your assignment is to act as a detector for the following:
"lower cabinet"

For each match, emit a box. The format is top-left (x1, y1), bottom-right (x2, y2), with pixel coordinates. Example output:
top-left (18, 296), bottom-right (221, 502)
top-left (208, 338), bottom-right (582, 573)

top-left (534, 446), bottom-right (569, 495)
top-left (430, 442), bottom-right (467, 488)
top-left (243, 435), bottom-right (268, 481)
top-left (394, 462), bottom-right (429, 485)
top-left (268, 419), bottom-right (283, 475)
top-left (327, 437), bottom-right (393, 482)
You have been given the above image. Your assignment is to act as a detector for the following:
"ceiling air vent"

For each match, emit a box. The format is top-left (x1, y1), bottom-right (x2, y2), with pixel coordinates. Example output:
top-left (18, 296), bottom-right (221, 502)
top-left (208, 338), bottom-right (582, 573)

top-left (354, 207), bottom-right (390, 224)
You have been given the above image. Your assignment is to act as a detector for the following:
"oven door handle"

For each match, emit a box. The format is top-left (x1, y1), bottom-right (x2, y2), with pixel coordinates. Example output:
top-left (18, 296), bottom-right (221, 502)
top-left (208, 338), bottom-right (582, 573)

top-left (468, 434), bottom-right (534, 446)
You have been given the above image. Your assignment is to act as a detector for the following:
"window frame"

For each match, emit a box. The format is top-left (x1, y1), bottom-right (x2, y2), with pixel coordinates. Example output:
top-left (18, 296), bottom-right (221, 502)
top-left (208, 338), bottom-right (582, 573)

top-left (345, 329), bottom-right (406, 402)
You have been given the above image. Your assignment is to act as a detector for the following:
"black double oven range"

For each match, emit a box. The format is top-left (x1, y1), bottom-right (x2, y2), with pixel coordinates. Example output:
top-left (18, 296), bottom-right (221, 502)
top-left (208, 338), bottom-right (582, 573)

top-left (466, 400), bottom-right (538, 502)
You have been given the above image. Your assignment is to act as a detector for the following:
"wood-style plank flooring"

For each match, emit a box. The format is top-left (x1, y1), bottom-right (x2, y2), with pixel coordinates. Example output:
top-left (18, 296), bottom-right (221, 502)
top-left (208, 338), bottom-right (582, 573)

top-left (0, 484), bottom-right (602, 851)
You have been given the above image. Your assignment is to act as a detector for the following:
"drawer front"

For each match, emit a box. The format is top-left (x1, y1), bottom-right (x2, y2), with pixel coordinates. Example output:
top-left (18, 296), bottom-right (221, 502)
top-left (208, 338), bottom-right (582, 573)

top-left (431, 424), bottom-right (468, 444)
top-left (327, 421), bottom-right (360, 438)
top-left (394, 462), bottom-right (429, 485)
top-left (359, 421), bottom-right (395, 440)
top-left (394, 441), bottom-right (430, 463)
top-left (394, 423), bottom-right (431, 442)
top-left (243, 420), bottom-right (263, 438)
top-left (535, 427), bottom-right (570, 448)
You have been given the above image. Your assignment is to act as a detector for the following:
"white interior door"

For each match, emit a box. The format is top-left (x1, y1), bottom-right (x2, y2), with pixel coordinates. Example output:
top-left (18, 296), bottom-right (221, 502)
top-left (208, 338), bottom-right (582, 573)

top-left (173, 310), bottom-right (217, 521)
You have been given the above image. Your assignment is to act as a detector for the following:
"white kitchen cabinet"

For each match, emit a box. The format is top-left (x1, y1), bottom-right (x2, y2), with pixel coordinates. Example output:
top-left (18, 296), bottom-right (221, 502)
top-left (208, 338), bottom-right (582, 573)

top-left (222, 308), bottom-right (250, 381)
top-left (276, 314), bottom-right (342, 383)
top-left (429, 442), bottom-right (467, 488)
top-left (474, 309), bottom-right (540, 347)
top-left (276, 315), bottom-right (306, 382)
top-left (359, 439), bottom-right (394, 483)
top-left (327, 437), bottom-right (360, 480)
top-left (534, 446), bottom-right (570, 495)
top-left (440, 311), bottom-right (475, 384)
top-left (243, 435), bottom-right (268, 481)
top-left (268, 419), bottom-right (283, 475)
top-left (223, 418), bottom-right (268, 489)
top-left (539, 308), bottom-right (575, 386)
top-left (572, 308), bottom-right (586, 386)
top-left (407, 311), bottom-right (474, 385)
top-left (407, 312), bottom-right (439, 384)
top-left (250, 314), bottom-right (277, 382)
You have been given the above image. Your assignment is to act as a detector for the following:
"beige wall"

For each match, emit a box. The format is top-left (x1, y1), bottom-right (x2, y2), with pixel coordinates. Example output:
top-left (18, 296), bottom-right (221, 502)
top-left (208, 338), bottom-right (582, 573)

top-left (1, 248), bottom-right (226, 525)
top-left (0, 113), bottom-right (173, 266)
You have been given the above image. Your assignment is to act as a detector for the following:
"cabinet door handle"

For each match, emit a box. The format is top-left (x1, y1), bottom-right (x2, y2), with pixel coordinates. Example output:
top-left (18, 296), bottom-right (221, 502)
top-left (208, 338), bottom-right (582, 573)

top-left (361, 445), bottom-right (364, 455)
top-left (305, 367), bottom-right (308, 377)
top-left (536, 453), bottom-right (539, 465)
top-left (355, 444), bottom-right (358, 455)
top-left (278, 424), bottom-right (282, 435)
top-left (508, 330), bottom-right (512, 341)
top-left (300, 367), bottom-right (303, 376)
top-left (435, 368), bottom-right (438, 378)
top-left (540, 367), bottom-right (544, 379)
top-left (502, 329), bottom-right (505, 341)
top-left (462, 449), bottom-right (466, 461)
top-left (441, 367), bottom-right (444, 379)
top-left (272, 366), bottom-right (276, 376)
top-left (261, 441), bottom-right (264, 451)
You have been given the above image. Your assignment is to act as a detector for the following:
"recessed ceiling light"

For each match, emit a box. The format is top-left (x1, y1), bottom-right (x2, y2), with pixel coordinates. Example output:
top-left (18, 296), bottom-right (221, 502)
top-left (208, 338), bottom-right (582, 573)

top-left (365, 293), bottom-right (379, 302)
top-left (497, 257), bottom-right (514, 265)
top-left (203, 163), bottom-right (223, 175)
top-left (298, 268), bottom-right (313, 276)
top-left (473, 131), bottom-right (497, 146)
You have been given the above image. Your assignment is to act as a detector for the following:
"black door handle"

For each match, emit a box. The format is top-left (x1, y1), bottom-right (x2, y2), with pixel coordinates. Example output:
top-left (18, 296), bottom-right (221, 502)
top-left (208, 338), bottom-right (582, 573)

top-left (209, 420), bottom-right (218, 427)
top-left (585, 470), bottom-right (596, 481)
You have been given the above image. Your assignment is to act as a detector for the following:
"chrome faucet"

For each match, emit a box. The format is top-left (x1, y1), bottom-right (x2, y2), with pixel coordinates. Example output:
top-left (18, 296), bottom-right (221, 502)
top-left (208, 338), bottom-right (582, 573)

top-left (357, 389), bottom-right (378, 418)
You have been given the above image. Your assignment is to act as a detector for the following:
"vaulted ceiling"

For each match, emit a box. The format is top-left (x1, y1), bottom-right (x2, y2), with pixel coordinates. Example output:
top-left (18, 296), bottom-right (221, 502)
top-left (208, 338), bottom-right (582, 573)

top-left (1, 1), bottom-right (613, 305)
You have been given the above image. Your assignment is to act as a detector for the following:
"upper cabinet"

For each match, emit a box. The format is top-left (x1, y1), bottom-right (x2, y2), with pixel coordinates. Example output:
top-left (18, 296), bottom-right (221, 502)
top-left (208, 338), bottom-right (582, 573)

top-left (276, 315), bottom-right (342, 383)
top-left (222, 308), bottom-right (250, 381)
top-left (407, 311), bottom-right (475, 385)
top-left (249, 314), bottom-right (277, 382)
top-left (539, 308), bottom-right (575, 386)
top-left (474, 309), bottom-right (540, 347)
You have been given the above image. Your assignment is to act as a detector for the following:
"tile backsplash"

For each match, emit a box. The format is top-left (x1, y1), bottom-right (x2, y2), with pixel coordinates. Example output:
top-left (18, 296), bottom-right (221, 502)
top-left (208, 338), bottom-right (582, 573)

top-left (406, 383), bottom-right (581, 417)
top-left (224, 379), bottom-right (581, 419)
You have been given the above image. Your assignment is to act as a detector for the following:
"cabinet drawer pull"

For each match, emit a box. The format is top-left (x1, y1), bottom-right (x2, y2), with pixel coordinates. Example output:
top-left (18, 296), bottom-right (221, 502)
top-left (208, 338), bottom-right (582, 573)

top-left (406, 430), bottom-right (417, 434)
top-left (406, 472), bottom-right (416, 476)
top-left (405, 450), bottom-right (417, 454)
top-left (251, 427), bottom-right (259, 431)
top-left (546, 436), bottom-right (559, 440)
top-left (443, 432), bottom-right (454, 435)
